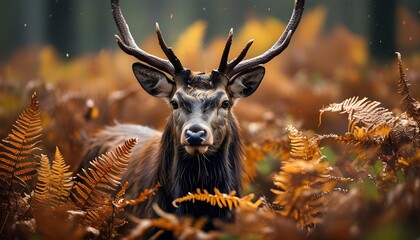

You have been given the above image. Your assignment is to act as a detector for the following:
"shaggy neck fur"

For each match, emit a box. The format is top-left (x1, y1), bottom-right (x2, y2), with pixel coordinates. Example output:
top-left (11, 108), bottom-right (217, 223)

top-left (155, 113), bottom-right (243, 223)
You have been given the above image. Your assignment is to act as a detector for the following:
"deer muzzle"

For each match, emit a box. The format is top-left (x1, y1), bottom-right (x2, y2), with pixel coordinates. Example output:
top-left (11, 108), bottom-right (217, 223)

top-left (181, 124), bottom-right (213, 155)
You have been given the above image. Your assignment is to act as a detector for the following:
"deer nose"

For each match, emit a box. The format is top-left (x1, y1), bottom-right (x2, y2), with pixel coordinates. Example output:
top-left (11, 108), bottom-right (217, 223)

top-left (185, 125), bottom-right (207, 146)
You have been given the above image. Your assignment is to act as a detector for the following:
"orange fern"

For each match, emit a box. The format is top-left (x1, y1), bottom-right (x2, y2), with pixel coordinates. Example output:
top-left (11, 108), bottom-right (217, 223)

top-left (113, 182), bottom-right (160, 208)
top-left (396, 52), bottom-right (420, 123)
top-left (80, 182), bottom-right (160, 237)
top-left (172, 188), bottom-right (262, 210)
top-left (0, 92), bottom-right (42, 238)
top-left (319, 96), bottom-right (395, 134)
top-left (243, 141), bottom-right (284, 188)
top-left (271, 126), bottom-right (338, 228)
top-left (70, 138), bottom-right (138, 210)
top-left (32, 147), bottom-right (73, 211)
top-left (0, 92), bottom-right (42, 191)
top-left (126, 204), bottom-right (219, 239)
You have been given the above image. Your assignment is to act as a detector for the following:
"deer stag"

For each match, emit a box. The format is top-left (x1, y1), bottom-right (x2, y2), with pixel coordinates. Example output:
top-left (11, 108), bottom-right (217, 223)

top-left (82, 0), bottom-right (304, 228)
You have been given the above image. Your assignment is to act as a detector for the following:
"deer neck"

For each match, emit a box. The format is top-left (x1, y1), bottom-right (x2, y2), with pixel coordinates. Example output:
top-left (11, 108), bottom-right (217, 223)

top-left (157, 114), bottom-right (243, 199)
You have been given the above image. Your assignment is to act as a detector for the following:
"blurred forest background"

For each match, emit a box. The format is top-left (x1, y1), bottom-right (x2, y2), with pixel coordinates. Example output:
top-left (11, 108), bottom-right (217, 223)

top-left (1, 0), bottom-right (419, 60)
top-left (1, 1), bottom-right (420, 239)
top-left (0, 0), bottom-right (419, 175)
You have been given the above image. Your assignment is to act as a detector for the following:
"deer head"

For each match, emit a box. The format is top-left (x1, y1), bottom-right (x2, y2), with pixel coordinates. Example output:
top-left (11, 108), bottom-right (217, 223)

top-left (111, 0), bottom-right (304, 155)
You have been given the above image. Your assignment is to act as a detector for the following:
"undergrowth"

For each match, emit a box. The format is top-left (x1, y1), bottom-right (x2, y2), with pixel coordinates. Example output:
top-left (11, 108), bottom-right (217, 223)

top-left (0, 53), bottom-right (419, 239)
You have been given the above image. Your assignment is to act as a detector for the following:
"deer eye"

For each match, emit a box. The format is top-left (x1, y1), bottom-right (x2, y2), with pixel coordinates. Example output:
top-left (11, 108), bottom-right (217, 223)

top-left (170, 100), bottom-right (179, 109)
top-left (221, 100), bottom-right (230, 109)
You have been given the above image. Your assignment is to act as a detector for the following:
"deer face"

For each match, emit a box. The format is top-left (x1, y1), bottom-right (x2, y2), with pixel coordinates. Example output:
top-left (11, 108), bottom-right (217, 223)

top-left (132, 62), bottom-right (265, 154)
top-left (111, 0), bottom-right (304, 153)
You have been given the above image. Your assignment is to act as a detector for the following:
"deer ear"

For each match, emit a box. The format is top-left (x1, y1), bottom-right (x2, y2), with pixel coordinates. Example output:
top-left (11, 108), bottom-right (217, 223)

top-left (228, 66), bottom-right (265, 99)
top-left (132, 62), bottom-right (175, 98)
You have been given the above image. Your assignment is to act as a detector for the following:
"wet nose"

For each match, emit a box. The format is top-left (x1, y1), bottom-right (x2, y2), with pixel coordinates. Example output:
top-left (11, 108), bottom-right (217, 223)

top-left (185, 125), bottom-right (207, 146)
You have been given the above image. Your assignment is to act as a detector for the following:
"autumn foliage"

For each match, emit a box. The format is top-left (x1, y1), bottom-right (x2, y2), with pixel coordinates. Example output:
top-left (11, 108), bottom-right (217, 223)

top-left (1, 6), bottom-right (420, 240)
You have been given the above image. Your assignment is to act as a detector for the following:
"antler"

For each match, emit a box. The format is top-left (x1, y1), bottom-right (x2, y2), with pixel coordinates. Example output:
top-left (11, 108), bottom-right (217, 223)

top-left (111, 0), bottom-right (184, 76)
top-left (218, 0), bottom-right (305, 78)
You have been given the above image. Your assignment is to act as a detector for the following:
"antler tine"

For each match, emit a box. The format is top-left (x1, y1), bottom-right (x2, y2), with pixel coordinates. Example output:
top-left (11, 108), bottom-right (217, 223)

top-left (226, 39), bottom-right (254, 73)
top-left (227, 0), bottom-right (305, 77)
top-left (155, 23), bottom-right (184, 73)
top-left (111, 0), bottom-right (181, 76)
top-left (217, 28), bottom-right (234, 74)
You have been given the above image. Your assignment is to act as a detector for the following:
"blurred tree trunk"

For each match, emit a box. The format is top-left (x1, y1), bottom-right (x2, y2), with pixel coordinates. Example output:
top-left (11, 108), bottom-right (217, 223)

top-left (369, 0), bottom-right (396, 61)
top-left (46, 1), bottom-right (76, 57)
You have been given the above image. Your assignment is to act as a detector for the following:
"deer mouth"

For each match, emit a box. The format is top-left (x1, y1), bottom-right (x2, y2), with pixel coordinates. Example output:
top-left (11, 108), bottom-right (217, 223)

top-left (181, 124), bottom-right (213, 155)
top-left (184, 144), bottom-right (209, 155)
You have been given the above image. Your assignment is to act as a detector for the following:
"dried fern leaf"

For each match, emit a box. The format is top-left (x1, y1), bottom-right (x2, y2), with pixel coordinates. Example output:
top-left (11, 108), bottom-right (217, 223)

top-left (81, 182), bottom-right (159, 238)
top-left (396, 52), bottom-right (420, 123)
top-left (0, 92), bottom-right (42, 190)
top-left (172, 188), bottom-right (262, 210)
top-left (32, 147), bottom-right (73, 211)
top-left (81, 206), bottom-right (114, 229)
top-left (80, 182), bottom-right (160, 238)
top-left (71, 138), bottom-right (138, 210)
top-left (114, 182), bottom-right (160, 208)
top-left (0, 93), bottom-right (40, 236)
top-left (286, 125), bottom-right (324, 163)
top-left (81, 205), bottom-right (126, 237)
top-left (126, 203), bottom-right (219, 240)
top-left (319, 96), bottom-right (395, 133)
top-left (243, 141), bottom-right (286, 189)
top-left (32, 154), bottom-right (52, 210)
top-left (272, 126), bottom-right (337, 228)
top-left (50, 147), bottom-right (73, 206)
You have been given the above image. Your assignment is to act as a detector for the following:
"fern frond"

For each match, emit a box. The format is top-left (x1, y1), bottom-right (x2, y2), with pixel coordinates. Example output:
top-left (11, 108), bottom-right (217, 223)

top-left (272, 126), bottom-right (339, 228)
top-left (0, 92), bottom-right (42, 191)
top-left (286, 125), bottom-right (324, 163)
top-left (80, 204), bottom-right (127, 238)
top-left (243, 141), bottom-right (286, 189)
top-left (70, 138), bottom-right (138, 210)
top-left (32, 154), bottom-right (52, 210)
top-left (126, 203), bottom-right (219, 240)
top-left (114, 182), bottom-right (160, 208)
top-left (396, 52), bottom-right (420, 124)
top-left (351, 124), bottom-right (392, 142)
top-left (81, 206), bottom-right (116, 230)
top-left (32, 147), bottom-right (73, 211)
top-left (72, 139), bottom-right (138, 239)
top-left (172, 188), bottom-right (262, 210)
top-left (80, 181), bottom-right (158, 238)
top-left (50, 147), bottom-right (73, 206)
top-left (319, 97), bottom-right (395, 133)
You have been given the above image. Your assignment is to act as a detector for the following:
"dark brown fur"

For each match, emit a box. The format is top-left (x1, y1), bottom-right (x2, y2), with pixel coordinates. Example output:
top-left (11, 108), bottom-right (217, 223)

top-left (80, 73), bottom-right (246, 229)
top-left (80, 0), bottom-right (304, 234)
